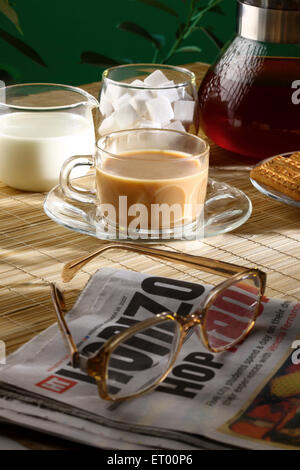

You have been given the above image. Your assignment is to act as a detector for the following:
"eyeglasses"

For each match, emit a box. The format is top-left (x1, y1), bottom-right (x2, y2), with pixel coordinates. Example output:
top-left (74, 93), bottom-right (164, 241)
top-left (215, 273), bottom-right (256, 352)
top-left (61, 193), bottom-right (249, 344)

top-left (51, 243), bottom-right (266, 402)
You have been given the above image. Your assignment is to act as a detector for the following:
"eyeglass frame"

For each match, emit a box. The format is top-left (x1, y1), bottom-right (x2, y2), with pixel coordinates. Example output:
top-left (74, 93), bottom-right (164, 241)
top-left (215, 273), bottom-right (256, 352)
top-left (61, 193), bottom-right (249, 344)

top-left (50, 243), bottom-right (267, 402)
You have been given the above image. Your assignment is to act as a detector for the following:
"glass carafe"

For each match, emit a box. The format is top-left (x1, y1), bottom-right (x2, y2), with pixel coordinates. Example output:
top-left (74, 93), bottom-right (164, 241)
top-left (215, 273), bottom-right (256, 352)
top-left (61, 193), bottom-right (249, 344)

top-left (198, 1), bottom-right (300, 160)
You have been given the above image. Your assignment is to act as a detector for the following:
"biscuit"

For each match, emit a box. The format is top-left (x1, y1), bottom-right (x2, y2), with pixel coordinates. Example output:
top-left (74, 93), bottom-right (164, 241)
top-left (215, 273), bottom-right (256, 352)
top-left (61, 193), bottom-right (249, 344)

top-left (250, 152), bottom-right (300, 202)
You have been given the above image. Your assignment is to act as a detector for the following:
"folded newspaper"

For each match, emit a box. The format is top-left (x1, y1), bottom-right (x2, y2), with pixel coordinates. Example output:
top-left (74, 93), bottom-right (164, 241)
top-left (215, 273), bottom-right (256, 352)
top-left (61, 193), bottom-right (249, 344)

top-left (0, 268), bottom-right (300, 450)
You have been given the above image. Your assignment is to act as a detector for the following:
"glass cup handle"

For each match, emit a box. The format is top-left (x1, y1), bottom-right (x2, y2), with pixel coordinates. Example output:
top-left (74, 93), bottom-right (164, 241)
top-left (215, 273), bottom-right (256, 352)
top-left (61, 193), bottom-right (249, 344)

top-left (60, 155), bottom-right (96, 204)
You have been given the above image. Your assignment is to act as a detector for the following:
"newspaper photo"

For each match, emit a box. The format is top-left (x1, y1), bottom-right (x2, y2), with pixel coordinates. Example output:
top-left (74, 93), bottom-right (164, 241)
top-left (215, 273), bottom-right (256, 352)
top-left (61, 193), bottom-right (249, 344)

top-left (0, 267), bottom-right (299, 450)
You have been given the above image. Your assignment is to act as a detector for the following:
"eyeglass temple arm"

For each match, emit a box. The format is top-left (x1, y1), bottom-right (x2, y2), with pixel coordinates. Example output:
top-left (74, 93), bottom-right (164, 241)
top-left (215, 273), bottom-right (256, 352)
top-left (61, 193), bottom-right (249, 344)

top-left (62, 242), bottom-right (249, 283)
top-left (50, 283), bottom-right (79, 368)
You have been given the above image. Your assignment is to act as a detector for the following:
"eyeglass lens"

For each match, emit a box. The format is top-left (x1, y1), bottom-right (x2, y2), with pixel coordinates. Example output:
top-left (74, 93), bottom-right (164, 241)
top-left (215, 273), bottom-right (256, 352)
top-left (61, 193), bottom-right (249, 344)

top-left (106, 319), bottom-right (181, 399)
top-left (202, 275), bottom-right (261, 351)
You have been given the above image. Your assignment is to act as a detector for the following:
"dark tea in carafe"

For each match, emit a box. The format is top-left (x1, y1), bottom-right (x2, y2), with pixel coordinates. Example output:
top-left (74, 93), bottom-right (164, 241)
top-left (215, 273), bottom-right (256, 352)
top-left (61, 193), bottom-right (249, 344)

top-left (199, 0), bottom-right (300, 160)
top-left (199, 56), bottom-right (300, 160)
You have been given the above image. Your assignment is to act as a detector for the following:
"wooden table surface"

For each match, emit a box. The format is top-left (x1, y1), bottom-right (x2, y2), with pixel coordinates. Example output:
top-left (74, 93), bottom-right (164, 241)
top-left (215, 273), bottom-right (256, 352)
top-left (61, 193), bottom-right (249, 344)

top-left (1, 62), bottom-right (300, 450)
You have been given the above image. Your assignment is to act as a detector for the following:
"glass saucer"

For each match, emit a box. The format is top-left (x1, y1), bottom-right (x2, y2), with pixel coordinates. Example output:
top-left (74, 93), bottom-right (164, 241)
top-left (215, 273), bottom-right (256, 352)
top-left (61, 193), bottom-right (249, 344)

top-left (44, 177), bottom-right (252, 242)
top-left (250, 151), bottom-right (300, 208)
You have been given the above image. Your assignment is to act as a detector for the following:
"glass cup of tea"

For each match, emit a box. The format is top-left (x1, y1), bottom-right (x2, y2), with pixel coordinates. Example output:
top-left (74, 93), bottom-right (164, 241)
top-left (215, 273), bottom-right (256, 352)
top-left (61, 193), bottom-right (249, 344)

top-left (98, 64), bottom-right (199, 136)
top-left (0, 83), bottom-right (99, 192)
top-left (59, 128), bottom-right (209, 240)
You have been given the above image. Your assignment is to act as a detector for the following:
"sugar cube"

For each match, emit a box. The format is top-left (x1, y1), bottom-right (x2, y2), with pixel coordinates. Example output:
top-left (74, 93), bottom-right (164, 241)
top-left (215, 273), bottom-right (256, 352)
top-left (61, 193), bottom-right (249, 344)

top-left (173, 100), bottom-right (195, 122)
top-left (130, 79), bottom-right (145, 87)
top-left (146, 95), bottom-right (174, 124)
top-left (143, 69), bottom-right (169, 87)
top-left (105, 83), bottom-right (126, 102)
top-left (99, 114), bottom-right (116, 135)
top-left (164, 120), bottom-right (186, 132)
top-left (112, 92), bottom-right (131, 111)
top-left (138, 119), bottom-right (161, 128)
top-left (153, 80), bottom-right (179, 103)
top-left (178, 88), bottom-right (194, 101)
top-left (129, 98), bottom-right (146, 117)
top-left (99, 95), bottom-right (113, 117)
top-left (113, 103), bottom-right (138, 129)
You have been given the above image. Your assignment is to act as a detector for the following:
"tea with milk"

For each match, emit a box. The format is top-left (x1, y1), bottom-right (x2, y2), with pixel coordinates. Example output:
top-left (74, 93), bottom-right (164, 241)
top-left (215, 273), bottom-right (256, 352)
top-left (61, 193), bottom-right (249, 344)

top-left (95, 149), bottom-right (208, 230)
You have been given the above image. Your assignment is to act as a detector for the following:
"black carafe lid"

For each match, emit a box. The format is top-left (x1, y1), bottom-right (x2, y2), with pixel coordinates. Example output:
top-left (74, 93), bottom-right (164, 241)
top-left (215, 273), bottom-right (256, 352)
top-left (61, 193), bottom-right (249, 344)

top-left (238, 0), bottom-right (300, 43)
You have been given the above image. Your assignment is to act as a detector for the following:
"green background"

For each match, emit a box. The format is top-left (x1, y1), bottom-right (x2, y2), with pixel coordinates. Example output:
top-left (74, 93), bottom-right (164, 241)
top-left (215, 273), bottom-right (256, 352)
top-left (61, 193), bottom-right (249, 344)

top-left (0, 0), bottom-right (237, 86)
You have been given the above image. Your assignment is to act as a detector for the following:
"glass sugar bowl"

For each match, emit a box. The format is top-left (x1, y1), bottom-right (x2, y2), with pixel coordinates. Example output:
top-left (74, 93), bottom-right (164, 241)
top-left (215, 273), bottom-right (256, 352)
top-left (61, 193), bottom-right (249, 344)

top-left (98, 64), bottom-right (199, 136)
top-left (198, 0), bottom-right (300, 160)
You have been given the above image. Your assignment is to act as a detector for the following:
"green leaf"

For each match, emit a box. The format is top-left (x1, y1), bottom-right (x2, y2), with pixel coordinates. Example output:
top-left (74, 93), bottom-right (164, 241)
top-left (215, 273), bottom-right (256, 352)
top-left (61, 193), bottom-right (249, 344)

top-left (0, 61), bottom-right (20, 82)
top-left (152, 33), bottom-right (166, 47)
top-left (191, 0), bottom-right (222, 21)
top-left (208, 0), bottom-right (222, 6)
top-left (117, 22), bottom-right (162, 50)
top-left (176, 23), bottom-right (185, 39)
top-left (0, 68), bottom-right (13, 82)
top-left (130, 0), bottom-right (178, 17)
top-left (81, 51), bottom-right (120, 67)
top-left (174, 45), bottom-right (202, 54)
top-left (0, 28), bottom-right (46, 66)
top-left (199, 26), bottom-right (224, 49)
top-left (209, 4), bottom-right (224, 15)
top-left (0, 0), bottom-right (22, 34)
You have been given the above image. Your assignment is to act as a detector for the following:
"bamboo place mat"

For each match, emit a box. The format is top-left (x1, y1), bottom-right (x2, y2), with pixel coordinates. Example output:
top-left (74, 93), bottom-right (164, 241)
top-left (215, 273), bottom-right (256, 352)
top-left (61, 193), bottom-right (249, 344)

top-left (1, 62), bottom-right (300, 361)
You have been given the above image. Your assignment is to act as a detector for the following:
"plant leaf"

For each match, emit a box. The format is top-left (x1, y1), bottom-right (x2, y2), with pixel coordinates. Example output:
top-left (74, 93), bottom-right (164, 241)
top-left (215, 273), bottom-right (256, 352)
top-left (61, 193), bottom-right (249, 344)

top-left (184, 0), bottom-right (223, 40)
top-left (176, 23), bottom-right (185, 39)
top-left (209, 4), bottom-right (224, 15)
top-left (130, 0), bottom-right (178, 17)
top-left (0, 28), bottom-right (46, 66)
top-left (191, 0), bottom-right (222, 21)
top-left (152, 33), bottom-right (166, 47)
top-left (0, 0), bottom-right (22, 34)
top-left (174, 45), bottom-right (202, 54)
top-left (0, 68), bottom-right (13, 82)
top-left (81, 51), bottom-right (120, 67)
top-left (200, 26), bottom-right (224, 49)
top-left (117, 21), bottom-right (162, 49)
